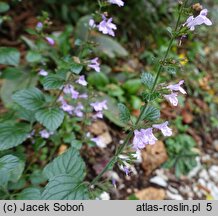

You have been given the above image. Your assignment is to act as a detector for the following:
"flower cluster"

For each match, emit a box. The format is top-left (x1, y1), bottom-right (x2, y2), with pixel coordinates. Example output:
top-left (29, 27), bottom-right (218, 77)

top-left (164, 80), bottom-right (186, 106)
top-left (183, 9), bottom-right (212, 31)
top-left (89, 1), bottom-right (125, 37)
top-left (133, 121), bottom-right (172, 150)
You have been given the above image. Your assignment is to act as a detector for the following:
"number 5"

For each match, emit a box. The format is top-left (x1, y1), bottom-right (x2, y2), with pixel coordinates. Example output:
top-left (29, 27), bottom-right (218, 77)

top-left (206, 203), bottom-right (212, 211)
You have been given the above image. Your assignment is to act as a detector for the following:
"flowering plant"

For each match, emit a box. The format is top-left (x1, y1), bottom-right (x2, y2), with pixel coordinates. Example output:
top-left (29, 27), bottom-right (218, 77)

top-left (0, 0), bottom-right (212, 199)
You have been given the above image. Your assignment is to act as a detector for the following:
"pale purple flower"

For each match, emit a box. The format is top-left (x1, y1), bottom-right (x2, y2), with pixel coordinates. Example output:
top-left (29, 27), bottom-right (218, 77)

top-left (79, 93), bottom-right (88, 99)
top-left (89, 19), bottom-right (96, 28)
top-left (183, 9), bottom-right (212, 31)
top-left (133, 128), bottom-right (157, 150)
top-left (39, 69), bottom-right (48, 76)
top-left (108, 0), bottom-right (124, 7)
top-left (76, 75), bottom-right (88, 86)
top-left (36, 22), bottom-right (43, 29)
top-left (39, 129), bottom-right (53, 139)
top-left (164, 93), bottom-right (178, 106)
top-left (141, 128), bottom-right (158, 145)
top-left (88, 57), bottom-right (100, 72)
top-left (61, 103), bottom-right (74, 115)
top-left (112, 178), bottom-right (116, 188)
top-left (91, 137), bottom-right (106, 148)
top-left (63, 84), bottom-right (79, 99)
top-left (93, 111), bottom-right (103, 119)
top-left (166, 80), bottom-right (186, 94)
top-left (98, 16), bottom-right (117, 37)
top-left (152, 121), bottom-right (173, 137)
top-left (73, 103), bottom-right (84, 117)
top-left (45, 36), bottom-right (55, 46)
top-left (90, 100), bottom-right (108, 112)
top-left (123, 166), bottom-right (130, 176)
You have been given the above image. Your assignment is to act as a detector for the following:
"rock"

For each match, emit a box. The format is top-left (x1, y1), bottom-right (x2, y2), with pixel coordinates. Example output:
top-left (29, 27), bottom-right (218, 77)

top-left (150, 176), bottom-right (168, 187)
top-left (188, 157), bottom-right (201, 178)
top-left (213, 140), bottom-right (218, 152)
top-left (208, 165), bottom-right (218, 183)
top-left (89, 120), bottom-right (108, 135)
top-left (166, 191), bottom-right (183, 200)
top-left (135, 187), bottom-right (166, 200)
top-left (199, 169), bottom-right (210, 181)
top-left (98, 131), bottom-right (112, 146)
top-left (98, 192), bottom-right (110, 200)
top-left (141, 141), bottom-right (168, 176)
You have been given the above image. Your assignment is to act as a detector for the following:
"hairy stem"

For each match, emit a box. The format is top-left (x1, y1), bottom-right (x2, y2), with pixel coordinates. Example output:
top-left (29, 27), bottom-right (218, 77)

top-left (90, 1), bottom-right (188, 187)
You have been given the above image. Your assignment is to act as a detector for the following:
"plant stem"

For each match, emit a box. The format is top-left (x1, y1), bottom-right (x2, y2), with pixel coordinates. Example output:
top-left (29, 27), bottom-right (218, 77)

top-left (90, 2), bottom-right (187, 187)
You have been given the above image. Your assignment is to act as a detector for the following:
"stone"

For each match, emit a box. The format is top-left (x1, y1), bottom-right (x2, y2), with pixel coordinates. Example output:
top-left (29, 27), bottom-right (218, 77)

top-left (141, 141), bottom-right (168, 176)
top-left (135, 187), bottom-right (166, 200)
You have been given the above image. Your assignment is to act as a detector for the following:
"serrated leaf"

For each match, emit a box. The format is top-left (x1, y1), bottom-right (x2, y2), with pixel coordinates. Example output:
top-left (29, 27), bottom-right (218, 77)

top-left (43, 148), bottom-right (85, 181)
top-left (141, 72), bottom-right (155, 90)
top-left (17, 187), bottom-right (41, 200)
top-left (118, 103), bottom-right (130, 123)
top-left (0, 123), bottom-right (31, 151)
top-left (141, 105), bottom-right (160, 121)
top-left (12, 87), bottom-right (45, 111)
top-left (26, 51), bottom-right (42, 63)
top-left (70, 62), bottom-right (83, 74)
top-left (35, 107), bottom-right (64, 131)
top-left (0, 47), bottom-right (20, 66)
top-left (41, 174), bottom-right (88, 200)
top-left (0, 155), bottom-right (25, 187)
top-left (142, 92), bottom-right (160, 102)
top-left (41, 74), bottom-right (65, 90)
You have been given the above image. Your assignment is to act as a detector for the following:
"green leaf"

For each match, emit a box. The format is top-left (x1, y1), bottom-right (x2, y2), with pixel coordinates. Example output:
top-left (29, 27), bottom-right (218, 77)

top-left (93, 34), bottom-right (128, 58)
top-left (43, 148), bottom-right (85, 181)
top-left (41, 74), bottom-right (65, 90)
top-left (0, 47), bottom-right (20, 66)
top-left (122, 79), bottom-right (141, 94)
top-left (41, 174), bottom-right (88, 200)
top-left (26, 51), bottom-right (42, 63)
top-left (142, 92), bottom-right (160, 102)
top-left (0, 2), bottom-right (10, 13)
top-left (12, 87), bottom-right (45, 111)
top-left (17, 187), bottom-right (41, 200)
top-left (35, 107), bottom-right (64, 131)
top-left (141, 105), bottom-right (160, 121)
top-left (0, 155), bottom-right (24, 187)
top-left (141, 72), bottom-right (155, 90)
top-left (0, 123), bottom-right (31, 151)
top-left (0, 73), bottom-right (38, 107)
top-left (118, 103), bottom-right (131, 123)
top-left (70, 62), bottom-right (83, 74)
top-left (87, 72), bottom-right (109, 88)
top-left (103, 96), bottom-right (125, 127)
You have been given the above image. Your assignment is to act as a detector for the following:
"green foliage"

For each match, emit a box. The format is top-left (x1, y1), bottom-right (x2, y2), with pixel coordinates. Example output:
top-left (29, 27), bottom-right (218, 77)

top-left (41, 174), bottom-right (88, 200)
top-left (141, 72), bottom-right (155, 90)
top-left (122, 79), bottom-right (141, 94)
top-left (43, 148), bottom-right (85, 181)
top-left (35, 107), bottom-right (65, 131)
top-left (0, 123), bottom-right (31, 151)
top-left (41, 148), bottom-right (88, 200)
top-left (16, 187), bottom-right (41, 200)
top-left (118, 103), bottom-right (131, 124)
top-left (0, 47), bottom-right (20, 66)
top-left (163, 134), bottom-right (198, 178)
top-left (41, 74), bottom-right (65, 90)
top-left (141, 105), bottom-right (160, 121)
top-left (0, 155), bottom-right (24, 187)
top-left (0, 2), bottom-right (10, 13)
top-left (12, 88), bottom-right (45, 111)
